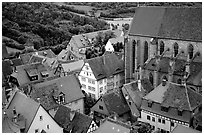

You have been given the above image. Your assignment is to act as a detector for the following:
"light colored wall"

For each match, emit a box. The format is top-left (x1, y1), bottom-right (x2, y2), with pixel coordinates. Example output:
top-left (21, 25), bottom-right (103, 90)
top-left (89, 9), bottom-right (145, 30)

top-left (105, 41), bottom-right (114, 52)
top-left (65, 98), bottom-right (84, 114)
top-left (28, 106), bottom-right (63, 133)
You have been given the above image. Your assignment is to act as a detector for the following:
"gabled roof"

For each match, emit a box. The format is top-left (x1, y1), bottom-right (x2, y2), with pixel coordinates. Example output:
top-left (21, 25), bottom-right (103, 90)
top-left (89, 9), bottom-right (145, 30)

top-left (31, 74), bottom-right (84, 110)
top-left (5, 91), bottom-right (40, 132)
top-left (19, 52), bottom-right (34, 64)
top-left (86, 53), bottom-right (124, 80)
top-left (61, 60), bottom-right (84, 73)
top-left (11, 58), bottom-right (23, 67)
top-left (172, 124), bottom-right (201, 133)
top-left (144, 83), bottom-right (202, 111)
top-left (10, 62), bottom-right (54, 86)
top-left (2, 59), bottom-right (13, 78)
top-left (54, 105), bottom-right (92, 133)
top-left (129, 7), bottom-right (202, 41)
top-left (102, 90), bottom-right (130, 115)
top-left (144, 57), bottom-right (202, 78)
top-left (94, 118), bottom-right (131, 133)
top-left (57, 49), bottom-right (78, 62)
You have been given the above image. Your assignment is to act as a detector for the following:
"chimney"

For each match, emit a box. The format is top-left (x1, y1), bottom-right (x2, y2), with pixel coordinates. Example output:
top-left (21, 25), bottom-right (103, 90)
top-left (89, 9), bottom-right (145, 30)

top-left (70, 110), bottom-right (76, 121)
top-left (162, 79), bottom-right (167, 86)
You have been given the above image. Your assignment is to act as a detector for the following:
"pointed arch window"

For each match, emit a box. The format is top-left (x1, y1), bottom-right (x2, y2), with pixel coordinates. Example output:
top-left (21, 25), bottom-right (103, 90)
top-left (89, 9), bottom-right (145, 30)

top-left (188, 44), bottom-right (194, 59)
top-left (174, 42), bottom-right (179, 57)
top-left (132, 40), bottom-right (136, 73)
top-left (160, 41), bottom-right (165, 55)
top-left (144, 41), bottom-right (148, 63)
top-left (149, 72), bottom-right (154, 86)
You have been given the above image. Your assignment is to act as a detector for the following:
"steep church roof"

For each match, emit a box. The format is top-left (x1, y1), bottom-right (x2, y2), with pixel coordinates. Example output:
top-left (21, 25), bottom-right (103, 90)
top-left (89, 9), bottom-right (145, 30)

top-left (129, 7), bottom-right (202, 41)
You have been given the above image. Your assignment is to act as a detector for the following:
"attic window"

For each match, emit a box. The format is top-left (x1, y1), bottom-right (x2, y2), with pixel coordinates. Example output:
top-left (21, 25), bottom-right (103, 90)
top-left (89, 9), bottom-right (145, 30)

top-left (98, 73), bottom-right (103, 76)
top-left (178, 110), bottom-right (182, 116)
top-left (161, 106), bottom-right (169, 112)
top-left (99, 105), bottom-right (103, 110)
top-left (62, 55), bottom-right (66, 59)
top-left (41, 71), bottom-right (49, 78)
top-left (147, 101), bottom-right (153, 108)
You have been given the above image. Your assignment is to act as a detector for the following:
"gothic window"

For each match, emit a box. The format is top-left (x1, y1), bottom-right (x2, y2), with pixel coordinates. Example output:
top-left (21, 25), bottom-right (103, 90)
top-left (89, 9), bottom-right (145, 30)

top-left (174, 42), bottom-right (179, 57)
top-left (132, 40), bottom-right (136, 73)
top-left (149, 72), bottom-right (154, 86)
top-left (188, 44), bottom-right (194, 59)
top-left (144, 41), bottom-right (148, 63)
top-left (160, 41), bottom-right (165, 55)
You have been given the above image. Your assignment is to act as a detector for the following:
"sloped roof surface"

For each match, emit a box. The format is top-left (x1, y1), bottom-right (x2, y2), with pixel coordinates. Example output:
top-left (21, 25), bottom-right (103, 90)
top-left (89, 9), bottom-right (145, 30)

top-left (129, 7), bottom-right (202, 41)
top-left (11, 58), bottom-right (23, 67)
top-left (61, 60), bottom-right (84, 72)
top-left (6, 91), bottom-right (40, 132)
top-left (144, 83), bottom-right (202, 111)
top-left (87, 53), bottom-right (124, 80)
top-left (172, 124), bottom-right (201, 133)
top-left (2, 59), bottom-right (13, 77)
top-left (102, 90), bottom-right (130, 115)
top-left (54, 105), bottom-right (92, 133)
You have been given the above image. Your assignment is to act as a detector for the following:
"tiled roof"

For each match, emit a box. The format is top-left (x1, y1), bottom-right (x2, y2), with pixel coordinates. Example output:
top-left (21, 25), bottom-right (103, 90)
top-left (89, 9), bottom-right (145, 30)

top-left (94, 118), bottom-right (131, 133)
top-left (5, 91), bottom-right (40, 132)
top-left (172, 124), bottom-right (201, 133)
top-left (31, 75), bottom-right (84, 110)
top-left (36, 49), bottom-right (56, 58)
top-left (61, 60), bottom-right (84, 73)
top-left (144, 57), bottom-right (202, 77)
top-left (11, 58), bottom-right (23, 67)
top-left (10, 62), bottom-right (54, 86)
top-left (54, 105), bottom-right (92, 133)
top-left (86, 53), bottom-right (124, 80)
top-left (2, 59), bottom-right (13, 78)
top-left (19, 52), bottom-right (34, 64)
top-left (70, 29), bottom-right (122, 49)
top-left (102, 90), bottom-right (130, 115)
top-left (57, 49), bottom-right (78, 62)
top-left (129, 7), bottom-right (202, 41)
top-left (144, 83), bottom-right (202, 111)
top-left (2, 43), bottom-right (9, 59)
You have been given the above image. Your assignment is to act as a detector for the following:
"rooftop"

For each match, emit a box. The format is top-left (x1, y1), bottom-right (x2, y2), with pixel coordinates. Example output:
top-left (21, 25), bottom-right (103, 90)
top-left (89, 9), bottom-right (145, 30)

top-left (129, 7), bottom-right (201, 41)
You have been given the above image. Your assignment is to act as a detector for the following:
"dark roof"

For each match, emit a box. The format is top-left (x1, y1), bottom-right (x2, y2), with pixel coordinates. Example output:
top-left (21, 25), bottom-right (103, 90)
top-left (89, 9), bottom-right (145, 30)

top-left (144, 83), bottom-right (202, 111)
top-left (54, 105), bottom-right (92, 133)
top-left (87, 53), bottom-right (124, 80)
top-left (10, 62), bottom-right (54, 86)
top-left (2, 43), bottom-right (9, 59)
top-left (94, 118), bottom-right (131, 133)
top-left (102, 90), bottom-right (130, 115)
top-left (129, 7), bottom-right (202, 41)
top-left (2, 59), bottom-right (13, 78)
top-left (31, 74), bottom-right (84, 110)
top-left (11, 58), bottom-right (23, 67)
top-left (144, 57), bottom-right (202, 77)
top-left (6, 91), bottom-right (40, 132)
top-left (172, 124), bottom-right (201, 133)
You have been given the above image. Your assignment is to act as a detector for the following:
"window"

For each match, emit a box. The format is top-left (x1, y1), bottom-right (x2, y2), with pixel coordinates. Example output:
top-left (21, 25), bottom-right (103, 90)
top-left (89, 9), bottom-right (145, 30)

top-left (116, 81), bottom-right (118, 86)
top-left (161, 106), bottom-right (169, 112)
top-left (129, 101), bottom-right (132, 105)
top-left (88, 86), bottom-right (92, 90)
top-left (178, 110), bottom-right (182, 116)
top-left (152, 117), bottom-right (155, 122)
top-left (147, 115), bottom-right (150, 120)
top-left (82, 84), bottom-right (86, 89)
top-left (92, 80), bottom-right (95, 84)
top-left (92, 87), bottom-right (96, 91)
top-left (100, 87), bottom-right (103, 93)
top-left (162, 119), bottom-right (165, 124)
top-left (104, 79), bottom-right (106, 83)
top-left (149, 72), bottom-right (154, 86)
top-left (87, 72), bottom-right (89, 76)
top-left (158, 118), bottom-right (161, 123)
top-left (99, 105), bottom-right (103, 110)
top-left (188, 44), bottom-right (194, 59)
top-left (47, 125), bottom-right (50, 129)
top-left (174, 42), bottom-right (179, 57)
top-left (132, 40), bottom-right (136, 73)
top-left (88, 79), bottom-right (92, 83)
top-left (104, 86), bottom-right (106, 90)
top-left (171, 122), bottom-right (174, 127)
top-left (81, 77), bottom-right (86, 82)
top-left (40, 116), bottom-right (43, 121)
top-left (177, 79), bottom-right (182, 84)
top-left (147, 101), bottom-right (153, 108)
top-left (144, 41), bottom-right (148, 63)
top-left (160, 41), bottom-right (165, 55)
top-left (35, 129), bottom-right (39, 133)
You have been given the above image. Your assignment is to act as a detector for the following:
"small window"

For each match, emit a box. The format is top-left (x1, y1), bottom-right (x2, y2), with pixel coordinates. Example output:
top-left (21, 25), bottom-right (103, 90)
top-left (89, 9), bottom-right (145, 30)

top-left (188, 44), bottom-right (194, 59)
top-left (40, 116), bottom-right (43, 121)
top-left (178, 110), bottom-right (182, 116)
top-left (99, 105), bottom-right (103, 110)
top-left (35, 129), bottom-right (39, 133)
top-left (129, 101), bottom-right (132, 105)
top-left (162, 119), bottom-right (165, 124)
top-left (171, 122), bottom-right (174, 127)
top-left (152, 117), bottom-right (155, 122)
top-left (158, 118), bottom-right (161, 123)
top-left (147, 115), bottom-right (150, 120)
top-left (148, 101), bottom-right (153, 108)
top-left (161, 106), bottom-right (169, 112)
top-left (173, 42), bottom-right (179, 57)
top-left (47, 125), bottom-right (50, 129)
top-left (160, 41), bottom-right (165, 55)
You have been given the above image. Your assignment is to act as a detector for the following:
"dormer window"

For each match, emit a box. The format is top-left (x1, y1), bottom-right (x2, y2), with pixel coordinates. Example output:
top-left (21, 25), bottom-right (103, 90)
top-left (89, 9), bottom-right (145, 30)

top-left (147, 101), bottom-right (153, 108)
top-left (41, 71), bottom-right (49, 78)
top-left (25, 69), bottom-right (38, 81)
top-left (178, 110), bottom-right (182, 116)
top-left (161, 106), bottom-right (169, 112)
top-left (59, 92), bottom-right (65, 104)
